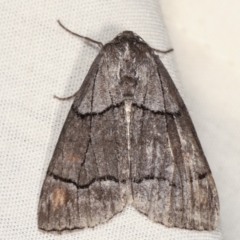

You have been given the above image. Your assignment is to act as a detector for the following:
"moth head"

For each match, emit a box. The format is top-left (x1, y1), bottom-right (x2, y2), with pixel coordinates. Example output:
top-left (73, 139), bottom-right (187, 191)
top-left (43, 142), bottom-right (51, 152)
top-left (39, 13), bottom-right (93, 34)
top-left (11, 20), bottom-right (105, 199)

top-left (112, 31), bottom-right (146, 44)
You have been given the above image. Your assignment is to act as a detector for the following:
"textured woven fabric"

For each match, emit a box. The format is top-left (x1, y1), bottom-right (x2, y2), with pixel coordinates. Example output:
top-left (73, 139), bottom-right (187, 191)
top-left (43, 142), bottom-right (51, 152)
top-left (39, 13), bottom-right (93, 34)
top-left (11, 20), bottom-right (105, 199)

top-left (0, 0), bottom-right (222, 239)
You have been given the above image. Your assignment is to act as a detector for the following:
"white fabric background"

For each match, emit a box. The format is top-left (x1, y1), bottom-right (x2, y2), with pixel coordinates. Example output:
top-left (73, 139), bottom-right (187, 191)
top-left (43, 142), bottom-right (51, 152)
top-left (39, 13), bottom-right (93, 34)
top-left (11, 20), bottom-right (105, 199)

top-left (0, 0), bottom-right (230, 239)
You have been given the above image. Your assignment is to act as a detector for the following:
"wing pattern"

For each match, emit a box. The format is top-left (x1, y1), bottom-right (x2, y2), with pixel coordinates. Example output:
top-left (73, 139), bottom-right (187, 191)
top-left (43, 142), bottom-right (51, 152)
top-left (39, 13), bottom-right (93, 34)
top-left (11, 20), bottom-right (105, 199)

top-left (38, 31), bottom-right (219, 231)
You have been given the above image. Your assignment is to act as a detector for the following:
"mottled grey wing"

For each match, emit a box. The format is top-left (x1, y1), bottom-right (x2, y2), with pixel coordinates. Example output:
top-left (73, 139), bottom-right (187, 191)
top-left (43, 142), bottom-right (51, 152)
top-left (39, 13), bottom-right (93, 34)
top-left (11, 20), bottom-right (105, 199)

top-left (38, 53), bottom-right (128, 231)
top-left (130, 53), bottom-right (219, 230)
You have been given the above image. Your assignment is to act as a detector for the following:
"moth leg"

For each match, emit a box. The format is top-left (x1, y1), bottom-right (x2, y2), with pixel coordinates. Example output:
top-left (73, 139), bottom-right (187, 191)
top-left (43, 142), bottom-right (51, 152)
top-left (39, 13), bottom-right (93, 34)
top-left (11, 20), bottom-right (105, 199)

top-left (152, 48), bottom-right (173, 54)
top-left (57, 20), bottom-right (103, 48)
top-left (53, 91), bottom-right (78, 101)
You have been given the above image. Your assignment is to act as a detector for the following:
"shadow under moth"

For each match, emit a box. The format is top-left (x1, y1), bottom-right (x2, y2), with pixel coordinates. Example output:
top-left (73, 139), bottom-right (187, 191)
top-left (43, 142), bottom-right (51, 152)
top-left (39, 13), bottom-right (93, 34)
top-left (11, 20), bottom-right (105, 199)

top-left (38, 21), bottom-right (219, 232)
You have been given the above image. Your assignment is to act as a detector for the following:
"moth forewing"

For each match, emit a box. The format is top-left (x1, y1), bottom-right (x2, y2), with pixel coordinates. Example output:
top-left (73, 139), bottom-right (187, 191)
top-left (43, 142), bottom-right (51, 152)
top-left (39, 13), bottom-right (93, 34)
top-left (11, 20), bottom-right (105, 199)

top-left (38, 28), bottom-right (219, 231)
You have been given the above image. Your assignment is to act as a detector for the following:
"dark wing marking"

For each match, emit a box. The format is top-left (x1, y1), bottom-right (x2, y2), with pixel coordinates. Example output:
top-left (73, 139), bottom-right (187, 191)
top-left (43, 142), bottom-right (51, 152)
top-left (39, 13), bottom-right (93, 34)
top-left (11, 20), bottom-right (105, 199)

top-left (131, 53), bottom-right (219, 230)
top-left (38, 51), bottom-right (128, 231)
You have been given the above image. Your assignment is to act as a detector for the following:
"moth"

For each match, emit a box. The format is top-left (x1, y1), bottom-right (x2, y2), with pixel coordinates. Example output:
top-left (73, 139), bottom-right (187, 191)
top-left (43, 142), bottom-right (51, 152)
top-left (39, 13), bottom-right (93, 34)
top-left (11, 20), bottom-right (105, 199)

top-left (38, 21), bottom-right (219, 232)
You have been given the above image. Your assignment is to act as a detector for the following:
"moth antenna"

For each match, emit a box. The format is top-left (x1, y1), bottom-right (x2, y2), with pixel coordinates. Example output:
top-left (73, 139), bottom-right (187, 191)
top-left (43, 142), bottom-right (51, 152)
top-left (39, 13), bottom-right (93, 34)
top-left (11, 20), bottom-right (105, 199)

top-left (152, 48), bottom-right (173, 54)
top-left (54, 91), bottom-right (78, 101)
top-left (57, 20), bottom-right (103, 48)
